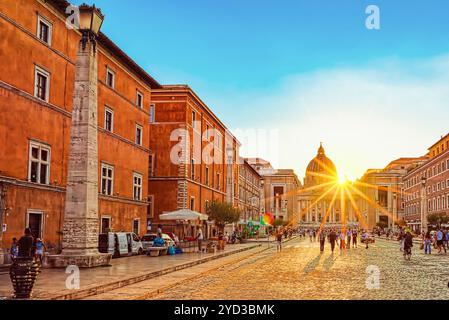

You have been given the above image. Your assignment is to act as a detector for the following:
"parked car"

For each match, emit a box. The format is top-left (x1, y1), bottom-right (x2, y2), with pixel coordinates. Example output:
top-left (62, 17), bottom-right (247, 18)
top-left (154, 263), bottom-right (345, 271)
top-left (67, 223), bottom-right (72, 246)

top-left (141, 233), bottom-right (175, 252)
top-left (99, 232), bottom-right (143, 258)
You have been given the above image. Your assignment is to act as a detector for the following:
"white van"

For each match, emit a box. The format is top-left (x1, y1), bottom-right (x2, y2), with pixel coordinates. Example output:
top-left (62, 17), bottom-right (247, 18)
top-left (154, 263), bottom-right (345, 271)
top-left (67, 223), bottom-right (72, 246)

top-left (99, 232), bottom-right (143, 258)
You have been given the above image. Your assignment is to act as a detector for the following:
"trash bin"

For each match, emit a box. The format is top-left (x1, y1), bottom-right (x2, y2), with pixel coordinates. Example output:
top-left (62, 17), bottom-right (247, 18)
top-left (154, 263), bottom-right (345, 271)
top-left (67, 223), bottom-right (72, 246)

top-left (9, 257), bottom-right (40, 299)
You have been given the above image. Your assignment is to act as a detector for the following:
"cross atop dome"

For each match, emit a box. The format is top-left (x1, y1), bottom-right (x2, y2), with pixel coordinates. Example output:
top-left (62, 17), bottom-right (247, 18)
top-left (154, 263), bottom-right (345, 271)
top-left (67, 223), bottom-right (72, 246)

top-left (318, 142), bottom-right (325, 155)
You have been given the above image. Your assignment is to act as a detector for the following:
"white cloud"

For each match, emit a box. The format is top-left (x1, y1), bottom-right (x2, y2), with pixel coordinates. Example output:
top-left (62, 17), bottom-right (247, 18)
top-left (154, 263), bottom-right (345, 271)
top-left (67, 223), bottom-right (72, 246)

top-left (229, 54), bottom-right (449, 180)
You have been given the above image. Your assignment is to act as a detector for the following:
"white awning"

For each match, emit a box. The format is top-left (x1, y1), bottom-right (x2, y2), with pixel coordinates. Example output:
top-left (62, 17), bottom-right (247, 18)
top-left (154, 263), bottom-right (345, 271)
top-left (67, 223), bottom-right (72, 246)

top-left (159, 209), bottom-right (208, 221)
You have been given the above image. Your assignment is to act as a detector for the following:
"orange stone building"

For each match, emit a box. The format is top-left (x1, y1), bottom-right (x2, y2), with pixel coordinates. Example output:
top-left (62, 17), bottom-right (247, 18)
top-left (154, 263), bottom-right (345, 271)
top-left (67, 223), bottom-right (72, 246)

top-left (0, 0), bottom-right (161, 262)
top-left (148, 85), bottom-right (240, 239)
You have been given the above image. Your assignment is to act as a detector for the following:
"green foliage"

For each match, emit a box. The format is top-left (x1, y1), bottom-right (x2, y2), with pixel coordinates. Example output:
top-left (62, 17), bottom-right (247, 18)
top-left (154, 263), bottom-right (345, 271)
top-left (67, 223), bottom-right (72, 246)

top-left (427, 213), bottom-right (449, 226)
top-left (274, 219), bottom-right (287, 227)
top-left (206, 200), bottom-right (241, 230)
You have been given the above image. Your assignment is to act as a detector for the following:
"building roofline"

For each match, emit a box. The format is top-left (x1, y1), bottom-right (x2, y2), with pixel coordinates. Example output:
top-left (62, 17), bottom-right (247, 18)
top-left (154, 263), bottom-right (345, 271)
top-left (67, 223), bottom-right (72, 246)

top-left (48, 0), bottom-right (162, 89)
top-left (428, 133), bottom-right (449, 150)
top-left (153, 85), bottom-right (241, 146)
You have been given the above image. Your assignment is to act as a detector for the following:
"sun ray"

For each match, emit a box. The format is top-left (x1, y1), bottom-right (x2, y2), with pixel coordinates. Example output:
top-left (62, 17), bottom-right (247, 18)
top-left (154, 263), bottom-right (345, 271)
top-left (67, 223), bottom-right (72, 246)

top-left (348, 184), bottom-right (399, 225)
top-left (344, 186), bottom-right (368, 230)
top-left (318, 186), bottom-right (340, 233)
top-left (353, 180), bottom-right (413, 197)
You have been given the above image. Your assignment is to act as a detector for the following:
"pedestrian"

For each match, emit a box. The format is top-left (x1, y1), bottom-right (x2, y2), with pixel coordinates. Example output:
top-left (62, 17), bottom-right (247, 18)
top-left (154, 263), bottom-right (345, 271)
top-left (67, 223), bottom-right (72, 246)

top-left (34, 238), bottom-right (46, 265)
top-left (346, 229), bottom-right (352, 249)
top-left (10, 237), bottom-right (18, 260)
top-left (196, 228), bottom-right (204, 253)
top-left (312, 229), bottom-right (317, 242)
top-left (319, 230), bottom-right (326, 253)
top-left (352, 229), bottom-right (358, 248)
top-left (157, 224), bottom-right (163, 238)
top-left (329, 229), bottom-right (337, 253)
top-left (17, 228), bottom-right (34, 258)
top-left (309, 229), bottom-right (313, 242)
top-left (276, 229), bottom-right (283, 252)
top-left (436, 229), bottom-right (445, 254)
top-left (339, 231), bottom-right (346, 250)
top-left (362, 230), bottom-right (369, 249)
top-left (424, 231), bottom-right (432, 254)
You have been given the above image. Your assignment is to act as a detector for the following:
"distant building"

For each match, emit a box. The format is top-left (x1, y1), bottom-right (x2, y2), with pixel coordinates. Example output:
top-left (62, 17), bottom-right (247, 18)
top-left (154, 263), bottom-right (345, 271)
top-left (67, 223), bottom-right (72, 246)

top-left (238, 159), bottom-right (263, 224)
top-left (403, 134), bottom-right (449, 232)
top-left (247, 158), bottom-right (301, 223)
top-left (358, 157), bottom-right (428, 230)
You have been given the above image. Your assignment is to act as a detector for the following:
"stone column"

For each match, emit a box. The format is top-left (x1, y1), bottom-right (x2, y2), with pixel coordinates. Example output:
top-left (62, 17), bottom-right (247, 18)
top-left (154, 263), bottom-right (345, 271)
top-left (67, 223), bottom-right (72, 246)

top-left (0, 183), bottom-right (5, 265)
top-left (47, 35), bottom-right (111, 268)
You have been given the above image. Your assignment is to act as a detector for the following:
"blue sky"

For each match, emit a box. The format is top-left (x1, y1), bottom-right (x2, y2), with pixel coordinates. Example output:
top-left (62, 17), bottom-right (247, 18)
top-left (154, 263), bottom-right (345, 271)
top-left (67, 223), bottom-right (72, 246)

top-left (74, 0), bottom-right (449, 179)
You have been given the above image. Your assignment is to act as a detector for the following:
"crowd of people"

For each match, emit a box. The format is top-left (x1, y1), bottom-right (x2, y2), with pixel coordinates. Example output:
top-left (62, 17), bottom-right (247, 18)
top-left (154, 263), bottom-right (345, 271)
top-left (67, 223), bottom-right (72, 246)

top-left (8, 228), bottom-right (46, 264)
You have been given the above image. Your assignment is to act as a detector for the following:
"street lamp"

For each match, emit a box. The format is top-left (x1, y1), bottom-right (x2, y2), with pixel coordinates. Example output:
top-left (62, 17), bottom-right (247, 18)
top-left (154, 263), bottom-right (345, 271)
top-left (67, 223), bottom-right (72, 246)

top-left (78, 4), bottom-right (104, 50)
top-left (421, 177), bottom-right (427, 234)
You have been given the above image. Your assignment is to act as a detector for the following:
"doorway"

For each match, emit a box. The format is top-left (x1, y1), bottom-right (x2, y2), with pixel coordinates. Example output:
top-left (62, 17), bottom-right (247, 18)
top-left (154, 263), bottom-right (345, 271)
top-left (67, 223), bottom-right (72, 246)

top-left (27, 211), bottom-right (43, 239)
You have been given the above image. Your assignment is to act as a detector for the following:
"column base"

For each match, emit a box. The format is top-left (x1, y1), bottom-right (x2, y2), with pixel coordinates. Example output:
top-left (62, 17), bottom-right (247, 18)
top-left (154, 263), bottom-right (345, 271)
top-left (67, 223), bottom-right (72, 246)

top-left (46, 252), bottom-right (112, 268)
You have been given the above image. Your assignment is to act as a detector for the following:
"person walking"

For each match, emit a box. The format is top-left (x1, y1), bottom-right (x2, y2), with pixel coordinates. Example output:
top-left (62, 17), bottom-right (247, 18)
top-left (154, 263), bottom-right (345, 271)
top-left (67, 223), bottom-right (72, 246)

top-left (329, 229), bottom-right (337, 253)
top-left (196, 228), bottom-right (204, 253)
top-left (346, 229), bottom-right (352, 249)
top-left (339, 231), bottom-right (346, 250)
top-left (312, 229), bottom-right (317, 242)
top-left (436, 229), bottom-right (445, 254)
top-left (309, 229), bottom-right (313, 242)
top-left (362, 230), bottom-right (369, 249)
top-left (352, 229), bottom-right (358, 248)
top-left (276, 229), bottom-right (283, 252)
top-left (34, 238), bottom-right (46, 265)
top-left (319, 230), bottom-right (326, 253)
top-left (17, 228), bottom-right (35, 258)
top-left (424, 231), bottom-right (432, 254)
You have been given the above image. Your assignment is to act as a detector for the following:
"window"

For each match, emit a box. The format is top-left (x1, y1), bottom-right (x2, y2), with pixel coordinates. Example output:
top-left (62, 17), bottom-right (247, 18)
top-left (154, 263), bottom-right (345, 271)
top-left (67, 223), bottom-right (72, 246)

top-left (136, 91), bottom-right (143, 108)
top-left (191, 159), bottom-right (195, 180)
top-left (136, 124), bottom-right (143, 146)
top-left (190, 197), bottom-right (195, 211)
top-left (147, 195), bottom-right (154, 218)
top-left (37, 15), bottom-right (52, 45)
top-left (133, 173), bottom-right (142, 201)
top-left (205, 167), bottom-right (209, 185)
top-left (28, 141), bottom-right (51, 184)
top-left (101, 216), bottom-right (111, 233)
top-left (149, 104), bottom-right (155, 123)
top-left (148, 154), bottom-right (154, 177)
top-left (106, 68), bottom-right (115, 88)
top-left (191, 111), bottom-right (196, 129)
top-left (101, 163), bottom-right (114, 196)
top-left (133, 219), bottom-right (140, 235)
top-left (205, 200), bottom-right (209, 212)
top-left (34, 66), bottom-right (50, 102)
top-left (216, 172), bottom-right (220, 190)
top-left (104, 107), bottom-right (113, 132)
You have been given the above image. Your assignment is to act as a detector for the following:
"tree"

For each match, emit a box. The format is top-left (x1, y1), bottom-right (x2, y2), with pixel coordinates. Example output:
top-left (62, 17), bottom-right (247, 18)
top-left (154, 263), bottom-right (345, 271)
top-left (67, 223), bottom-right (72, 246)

top-left (206, 201), bottom-right (241, 231)
top-left (427, 213), bottom-right (449, 228)
top-left (274, 219), bottom-right (287, 227)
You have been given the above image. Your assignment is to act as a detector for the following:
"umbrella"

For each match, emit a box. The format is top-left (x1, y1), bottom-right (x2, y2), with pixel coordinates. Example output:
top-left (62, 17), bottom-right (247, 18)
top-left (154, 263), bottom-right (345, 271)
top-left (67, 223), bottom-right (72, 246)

top-left (159, 209), bottom-right (208, 221)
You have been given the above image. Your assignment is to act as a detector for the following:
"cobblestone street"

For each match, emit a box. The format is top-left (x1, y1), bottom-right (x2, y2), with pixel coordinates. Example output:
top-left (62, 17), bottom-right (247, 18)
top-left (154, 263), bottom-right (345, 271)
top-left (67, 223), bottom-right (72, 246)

top-left (149, 237), bottom-right (449, 300)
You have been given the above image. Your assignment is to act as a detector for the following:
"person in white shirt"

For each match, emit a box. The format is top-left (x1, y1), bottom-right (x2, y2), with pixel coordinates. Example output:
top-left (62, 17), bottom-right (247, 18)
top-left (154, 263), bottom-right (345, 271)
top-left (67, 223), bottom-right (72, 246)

top-left (197, 228), bottom-right (204, 252)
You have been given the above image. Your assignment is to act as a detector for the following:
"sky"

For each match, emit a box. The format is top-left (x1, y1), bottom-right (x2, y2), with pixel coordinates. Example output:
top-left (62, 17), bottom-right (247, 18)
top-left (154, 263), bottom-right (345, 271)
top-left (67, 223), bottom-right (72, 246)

top-left (74, 0), bottom-right (449, 180)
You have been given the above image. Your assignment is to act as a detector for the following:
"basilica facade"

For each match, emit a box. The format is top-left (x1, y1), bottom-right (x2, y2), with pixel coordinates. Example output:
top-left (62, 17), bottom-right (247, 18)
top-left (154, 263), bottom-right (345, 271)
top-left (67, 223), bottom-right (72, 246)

top-left (298, 144), bottom-right (359, 228)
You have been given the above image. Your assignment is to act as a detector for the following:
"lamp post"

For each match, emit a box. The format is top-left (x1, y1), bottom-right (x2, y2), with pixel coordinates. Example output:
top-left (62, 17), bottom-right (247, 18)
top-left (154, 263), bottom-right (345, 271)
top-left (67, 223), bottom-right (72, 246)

top-left (47, 5), bottom-right (110, 268)
top-left (421, 177), bottom-right (428, 234)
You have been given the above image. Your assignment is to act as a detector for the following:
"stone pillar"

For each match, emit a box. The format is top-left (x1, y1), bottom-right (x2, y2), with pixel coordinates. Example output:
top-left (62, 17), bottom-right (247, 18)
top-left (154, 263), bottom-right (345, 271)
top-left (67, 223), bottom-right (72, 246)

top-left (47, 35), bottom-right (111, 268)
